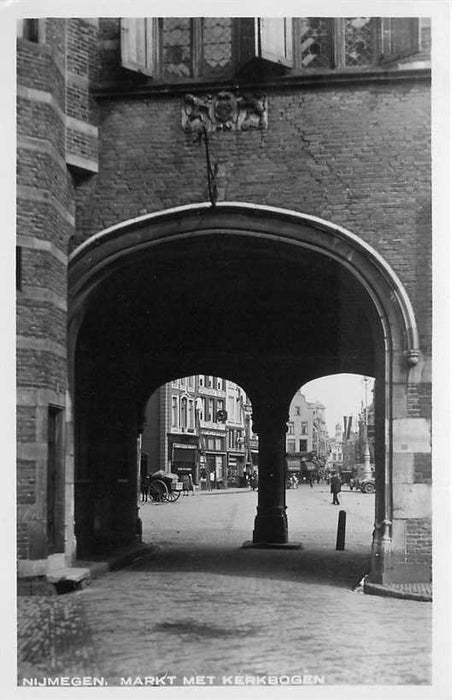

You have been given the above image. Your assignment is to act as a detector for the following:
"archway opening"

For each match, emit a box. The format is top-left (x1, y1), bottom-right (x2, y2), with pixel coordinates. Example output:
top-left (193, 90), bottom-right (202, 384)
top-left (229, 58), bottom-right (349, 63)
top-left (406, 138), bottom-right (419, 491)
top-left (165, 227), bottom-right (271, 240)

top-left (284, 374), bottom-right (376, 555)
top-left (140, 375), bottom-right (257, 492)
top-left (70, 204), bottom-right (416, 580)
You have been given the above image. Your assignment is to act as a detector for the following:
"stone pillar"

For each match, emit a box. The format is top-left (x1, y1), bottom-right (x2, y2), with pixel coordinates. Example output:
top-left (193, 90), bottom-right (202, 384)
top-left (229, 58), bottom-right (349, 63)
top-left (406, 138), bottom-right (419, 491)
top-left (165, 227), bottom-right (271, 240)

top-left (250, 401), bottom-right (289, 545)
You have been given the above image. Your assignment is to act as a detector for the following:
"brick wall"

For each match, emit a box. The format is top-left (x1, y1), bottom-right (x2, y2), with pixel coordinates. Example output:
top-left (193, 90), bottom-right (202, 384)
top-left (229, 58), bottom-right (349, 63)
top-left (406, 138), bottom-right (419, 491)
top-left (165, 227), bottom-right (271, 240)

top-left (17, 350), bottom-right (67, 391)
top-left (408, 383), bottom-right (432, 419)
top-left (17, 460), bottom-right (37, 505)
top-left (16, 18), bottom-right (96, 563)
top-left (65, 18), bottom-right (99, 172)
top-left (406, 518), bottom-right (432, 564)
top-left (17, 407), bottom-right (37, 443)
top-left (74, 80), bottom-right (431, 353)
top-left (17, 522), bottom-right (30, 561)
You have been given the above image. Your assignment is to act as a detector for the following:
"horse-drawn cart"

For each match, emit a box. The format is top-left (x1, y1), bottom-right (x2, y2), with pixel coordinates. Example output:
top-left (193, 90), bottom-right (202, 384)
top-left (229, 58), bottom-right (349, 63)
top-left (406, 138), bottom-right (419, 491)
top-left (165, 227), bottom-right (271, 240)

top-left (141, 470), bottom-right (183, 503)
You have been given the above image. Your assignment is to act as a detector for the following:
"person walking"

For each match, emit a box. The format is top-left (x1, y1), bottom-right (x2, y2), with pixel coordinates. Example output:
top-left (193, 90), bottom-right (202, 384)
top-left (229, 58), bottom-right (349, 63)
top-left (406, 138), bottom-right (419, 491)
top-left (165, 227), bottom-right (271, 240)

top-left (330, 472), bottom-right (342, 505)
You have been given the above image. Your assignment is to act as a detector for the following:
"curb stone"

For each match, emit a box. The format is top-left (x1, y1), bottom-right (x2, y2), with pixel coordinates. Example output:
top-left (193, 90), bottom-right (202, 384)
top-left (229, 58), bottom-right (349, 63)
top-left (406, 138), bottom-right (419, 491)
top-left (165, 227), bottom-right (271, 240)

top-left (363, 576), bottom-right (432, 602)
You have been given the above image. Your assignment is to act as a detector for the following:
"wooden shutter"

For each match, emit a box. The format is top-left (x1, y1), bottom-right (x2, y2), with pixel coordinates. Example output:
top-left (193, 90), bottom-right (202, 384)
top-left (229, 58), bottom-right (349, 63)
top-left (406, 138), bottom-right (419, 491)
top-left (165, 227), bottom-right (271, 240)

top-left (120, 17), bottom-right (156, 76)
top-left (380, 18), bottom-right (420, 62)
top-left (234, 17), bottom-right (293, 69)
top-left (258, 18), bottom-right (293, 66)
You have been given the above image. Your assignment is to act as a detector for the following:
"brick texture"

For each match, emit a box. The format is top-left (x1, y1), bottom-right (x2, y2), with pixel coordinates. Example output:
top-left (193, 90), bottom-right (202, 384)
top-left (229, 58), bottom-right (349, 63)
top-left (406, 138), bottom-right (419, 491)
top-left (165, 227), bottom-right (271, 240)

top-left (17, 522), bottom-right (30, 560)
top-left (16, 407), bottom-right (37, 443)
top-left (17, 299), bottom-right (67, 345)
top-left (17, 460), bottom-right (37, 505)
top-left (408, 383), bottom-right (432, 419)
top-left (74, 83), bottom-right (431, 353)
top-left (17, 349), bottom-right (67, 391)
top-left (406, 518), bottom-right (432, 564)
top-left (65, 18), bottom-right (99, 170)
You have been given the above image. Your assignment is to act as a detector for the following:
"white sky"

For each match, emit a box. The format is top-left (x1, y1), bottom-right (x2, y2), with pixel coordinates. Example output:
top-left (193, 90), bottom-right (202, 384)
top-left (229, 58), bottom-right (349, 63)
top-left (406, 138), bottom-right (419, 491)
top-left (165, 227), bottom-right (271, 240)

top-left (300, 373), bottom-right (375, 436)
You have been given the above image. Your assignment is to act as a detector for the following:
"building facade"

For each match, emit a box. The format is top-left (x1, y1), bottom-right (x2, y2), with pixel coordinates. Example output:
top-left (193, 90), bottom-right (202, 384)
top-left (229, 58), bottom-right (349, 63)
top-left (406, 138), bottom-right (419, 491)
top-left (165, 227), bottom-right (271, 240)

top-left (141, 376), bottom-right (253, 488)
top-left (327, 423), bottom-right (344, 472)
top-left (286, 392), bottom-right (329, 478)
top-left (16, 15), bottom-right (433, 588)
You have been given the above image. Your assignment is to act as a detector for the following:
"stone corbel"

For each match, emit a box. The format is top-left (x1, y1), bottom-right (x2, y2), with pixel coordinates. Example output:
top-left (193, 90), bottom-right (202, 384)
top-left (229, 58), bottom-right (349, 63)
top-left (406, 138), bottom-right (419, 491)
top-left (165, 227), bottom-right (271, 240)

top-left (405, 348), bottom-right (420, 367)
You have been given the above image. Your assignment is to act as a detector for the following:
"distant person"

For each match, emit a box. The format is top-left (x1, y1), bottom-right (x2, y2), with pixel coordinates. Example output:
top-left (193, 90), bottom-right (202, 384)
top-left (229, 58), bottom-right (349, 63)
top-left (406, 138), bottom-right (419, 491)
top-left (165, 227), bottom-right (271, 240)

top-left (330, 473), bottom-right (342, 505)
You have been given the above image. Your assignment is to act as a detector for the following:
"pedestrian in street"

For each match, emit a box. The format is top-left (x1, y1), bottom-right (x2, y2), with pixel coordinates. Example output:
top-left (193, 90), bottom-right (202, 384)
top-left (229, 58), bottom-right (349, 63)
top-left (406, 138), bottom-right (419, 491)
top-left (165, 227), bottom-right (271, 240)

top-left (330, 472), bottom-right (341, 505)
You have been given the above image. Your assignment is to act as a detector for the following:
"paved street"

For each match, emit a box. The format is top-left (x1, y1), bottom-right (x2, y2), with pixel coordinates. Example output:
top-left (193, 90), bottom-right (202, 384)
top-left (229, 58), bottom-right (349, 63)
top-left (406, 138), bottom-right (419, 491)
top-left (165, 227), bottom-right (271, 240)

top-left (17, 485), bottom-right (431, 687)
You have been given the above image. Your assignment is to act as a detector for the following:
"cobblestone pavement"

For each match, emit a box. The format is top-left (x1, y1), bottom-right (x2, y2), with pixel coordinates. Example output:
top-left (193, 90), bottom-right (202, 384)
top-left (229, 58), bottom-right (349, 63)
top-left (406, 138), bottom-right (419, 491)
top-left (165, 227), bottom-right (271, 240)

top-left (17, 486), bottom-right (432, 687)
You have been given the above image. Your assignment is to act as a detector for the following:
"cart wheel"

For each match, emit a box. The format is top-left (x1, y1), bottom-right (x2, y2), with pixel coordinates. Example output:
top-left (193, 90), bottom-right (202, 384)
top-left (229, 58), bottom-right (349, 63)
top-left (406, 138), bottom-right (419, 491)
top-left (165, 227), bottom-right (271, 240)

top-left (163, 490), bottom-right (181, 503)
top-left (149, 479), bottom-right (168, 503)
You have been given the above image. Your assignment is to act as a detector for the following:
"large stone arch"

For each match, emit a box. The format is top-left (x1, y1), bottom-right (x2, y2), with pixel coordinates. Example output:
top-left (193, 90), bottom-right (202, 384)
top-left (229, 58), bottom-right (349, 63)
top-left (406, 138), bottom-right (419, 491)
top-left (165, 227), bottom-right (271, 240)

top-left (67, 202), bottom-right (429, 584)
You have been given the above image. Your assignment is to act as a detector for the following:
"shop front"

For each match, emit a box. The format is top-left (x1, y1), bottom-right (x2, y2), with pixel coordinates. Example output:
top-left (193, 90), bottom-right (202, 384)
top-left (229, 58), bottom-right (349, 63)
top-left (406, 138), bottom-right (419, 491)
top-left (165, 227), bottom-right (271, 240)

top-left (170, 442), bottom-right (198, 484)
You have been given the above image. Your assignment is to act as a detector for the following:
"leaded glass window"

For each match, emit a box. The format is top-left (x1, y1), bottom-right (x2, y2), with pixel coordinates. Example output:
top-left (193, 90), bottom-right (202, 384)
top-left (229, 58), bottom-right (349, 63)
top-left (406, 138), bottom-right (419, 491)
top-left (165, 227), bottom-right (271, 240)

top-left (344, 17), bottom-right (375, 66)
top-left (162, 18), bottom-right (192, 78)
top-left (298, 18), bottom-right (331, 69)
top-left (121, 17), bottom-right (425, 79)
top-left (202, 17), bottom-right (232, 76)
